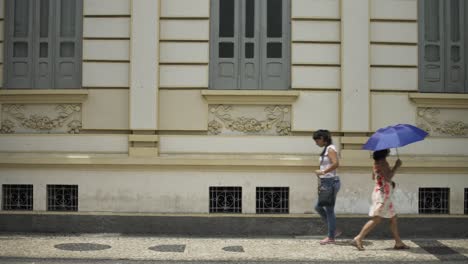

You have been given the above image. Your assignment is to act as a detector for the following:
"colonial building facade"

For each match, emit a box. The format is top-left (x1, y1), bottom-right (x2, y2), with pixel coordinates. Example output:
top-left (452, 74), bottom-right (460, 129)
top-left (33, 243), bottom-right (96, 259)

top-left (0, 0), bottom-right (467, 217)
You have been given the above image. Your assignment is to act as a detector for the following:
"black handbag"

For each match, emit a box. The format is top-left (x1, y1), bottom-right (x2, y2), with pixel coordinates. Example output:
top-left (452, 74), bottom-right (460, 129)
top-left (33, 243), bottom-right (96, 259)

top-left (318, 184), bottom-right (335, 207)
top-left (317, 154), bottom-right (336, 207)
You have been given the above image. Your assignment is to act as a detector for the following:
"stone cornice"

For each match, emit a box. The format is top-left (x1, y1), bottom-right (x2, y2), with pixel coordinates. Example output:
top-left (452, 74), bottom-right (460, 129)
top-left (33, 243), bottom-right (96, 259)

top-left (1, 153), bottom-right (467, 173)
top-left (409, 93), bottom-right (468, 109)
top-left (0, 90), bottom-right (89, 103)
top-left (201, 90), bottom-right (300, 105)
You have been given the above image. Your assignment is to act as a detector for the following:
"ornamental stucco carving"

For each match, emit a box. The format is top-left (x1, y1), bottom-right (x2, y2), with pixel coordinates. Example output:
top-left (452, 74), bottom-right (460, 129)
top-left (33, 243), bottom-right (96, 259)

top-left (416, 108), bottom-right (468, 137)
top-left (0, 104), bottom-right (82, 134)
top-left (208, 105), bottom-right (291, 136)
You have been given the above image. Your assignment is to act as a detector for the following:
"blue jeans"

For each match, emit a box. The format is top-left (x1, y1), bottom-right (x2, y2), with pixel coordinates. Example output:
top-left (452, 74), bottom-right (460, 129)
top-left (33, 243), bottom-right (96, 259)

top-left (315, 177), bottom-right (341, 239)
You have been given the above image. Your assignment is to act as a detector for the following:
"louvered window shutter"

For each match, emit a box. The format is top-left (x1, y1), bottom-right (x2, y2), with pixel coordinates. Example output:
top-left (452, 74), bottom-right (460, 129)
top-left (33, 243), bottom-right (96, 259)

top-left (444, 0), bottom-right (465, 93)
top-left (5, 0), bottom-right (34, 88)
top-left (210, 0), bottom-right (240, 89)
top-left (53, 0), bottom-right (82, 88)
top-left (239, 0), bottom-right (260, 89)
top-left (34, 0), bottom-right (54, 88)
top-left (419, 0), bottom-right (445, 93)
top-left (210, 0), bottom-right (289, 90)
top-left (260, 0), bottom-right (289, 90)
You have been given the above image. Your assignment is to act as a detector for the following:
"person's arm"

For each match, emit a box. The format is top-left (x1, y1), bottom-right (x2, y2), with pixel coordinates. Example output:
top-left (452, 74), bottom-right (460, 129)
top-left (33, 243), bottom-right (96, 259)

top-left (391, 159), bottom-right (402, 174)
top-left (315, 148), bottom-right (339, 176)
top-left (384, 159), bottom-right (401, 180)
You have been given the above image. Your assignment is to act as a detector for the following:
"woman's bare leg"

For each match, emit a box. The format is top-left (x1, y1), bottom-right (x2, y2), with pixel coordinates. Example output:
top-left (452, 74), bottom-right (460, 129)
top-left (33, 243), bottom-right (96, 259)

top-left (390, 216), bottom-right (409, 248)
top-left (353, 216), bottom-right (382, 249)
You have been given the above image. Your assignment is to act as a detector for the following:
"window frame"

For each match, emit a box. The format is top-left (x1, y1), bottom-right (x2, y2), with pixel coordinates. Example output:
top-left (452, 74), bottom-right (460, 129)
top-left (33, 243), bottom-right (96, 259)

top-left (418, 0), bottom-right (467, 94)
top-left (209, 0), bottom-right (291, 90)
top-left (3, 0), bottom-right (83, 89)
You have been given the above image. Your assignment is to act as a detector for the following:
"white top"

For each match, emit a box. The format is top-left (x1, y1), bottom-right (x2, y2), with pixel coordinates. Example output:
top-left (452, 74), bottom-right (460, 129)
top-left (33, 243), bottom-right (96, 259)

top-left (319, 144), bottom-right (338, 178)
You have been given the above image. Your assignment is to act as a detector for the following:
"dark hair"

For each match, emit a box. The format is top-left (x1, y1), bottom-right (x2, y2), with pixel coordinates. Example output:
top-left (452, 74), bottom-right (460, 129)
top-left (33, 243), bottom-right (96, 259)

top-left (373, 149), bottom-right (390, 161)
top-left (313, 129), bottom-right (332, 156)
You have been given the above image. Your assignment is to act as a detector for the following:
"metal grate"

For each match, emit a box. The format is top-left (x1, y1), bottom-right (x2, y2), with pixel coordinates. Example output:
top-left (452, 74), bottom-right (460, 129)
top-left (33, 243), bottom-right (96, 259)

top-left (2, 184), bottom-right (33, 210)
top-left (47, 185), bottom-right (78, 211)
top-left (418, 188), bottom-right (449, 214)
top-left (465, 188), bottom-right (468, 215)
top-left (209, 186), bottom-right (242, 213)
top-left (256, 187), bottom-right (289, 214)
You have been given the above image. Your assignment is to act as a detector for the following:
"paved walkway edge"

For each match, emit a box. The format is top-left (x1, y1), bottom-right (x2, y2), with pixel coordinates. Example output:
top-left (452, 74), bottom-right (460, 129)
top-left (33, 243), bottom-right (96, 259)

top-left (1, 214), bottom-right (467, 238)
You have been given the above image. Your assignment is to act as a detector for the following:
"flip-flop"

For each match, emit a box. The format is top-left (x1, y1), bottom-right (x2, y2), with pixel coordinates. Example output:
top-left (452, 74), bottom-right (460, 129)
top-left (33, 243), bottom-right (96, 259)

top-left (394, 244), bottom-right (410, 250)
top-left (351, 239), bottom-right (365, 251)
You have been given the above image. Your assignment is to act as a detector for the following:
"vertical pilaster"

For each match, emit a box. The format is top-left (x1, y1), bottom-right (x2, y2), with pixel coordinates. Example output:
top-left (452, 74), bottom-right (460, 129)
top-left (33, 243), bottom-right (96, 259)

top-left (129, 0), bottom-right (160, 156)
top-left (130, 0), bottom-right (159, 130)
top-left (340, 0), bottom-right (371, 158)
top-left (341, 0), bottom-right (370, 132)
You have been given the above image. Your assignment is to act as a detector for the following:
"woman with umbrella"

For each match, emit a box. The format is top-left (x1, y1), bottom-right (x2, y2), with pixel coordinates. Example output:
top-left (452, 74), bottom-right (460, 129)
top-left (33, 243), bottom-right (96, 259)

top-left (351, 124), bottom-right (428, 251)
top-left (351, 149), bottom-right (409, 250)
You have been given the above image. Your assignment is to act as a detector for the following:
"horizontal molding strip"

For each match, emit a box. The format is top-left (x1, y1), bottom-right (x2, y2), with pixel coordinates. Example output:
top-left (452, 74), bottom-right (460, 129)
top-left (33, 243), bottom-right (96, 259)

top-left (81, 86), bottom-right (129, 90)
top-left (160, 17), bottom-right (209, 20)
top-left (292, 64), bottom-right (340, 67)
top-left (370, 19), bottom-right (417, 23)
top-left (371, 42), bottom-right (417, 46)
top-left (159, 62), bottom-right (209, 66)
top-left (159, 87), bottom-right (209, 90)
top-left (0, 89), bottom-right (88, 103)
top-left (83, 60), bottom-right (130, 63)
top-left (160, 40), bottom-right (209, 43)
top-left (371, 65), bottom-right (417, 68)
top-left (292, 41), bottom-right (341, 44)
top-left (83, 37), bottom-right (130, 41)
top-left (370, 89), bottom-right (417, 93)
top-left (0, 153), bottom-right (467, 173)
top-left (292, 18), bottom-right (340, 22)
top-left (84, 15), bottom-right (131, 18)
top-left (291, 88), bottom-right (341, 92)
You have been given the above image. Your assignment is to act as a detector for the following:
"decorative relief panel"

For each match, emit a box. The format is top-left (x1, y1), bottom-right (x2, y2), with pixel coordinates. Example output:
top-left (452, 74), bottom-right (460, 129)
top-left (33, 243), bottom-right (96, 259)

top-left (417, 108), bottom-right (468, 137)
top-left (0, 104), bottom-right (82, 134)
top-left (208, 105), bottom-right (291, 136)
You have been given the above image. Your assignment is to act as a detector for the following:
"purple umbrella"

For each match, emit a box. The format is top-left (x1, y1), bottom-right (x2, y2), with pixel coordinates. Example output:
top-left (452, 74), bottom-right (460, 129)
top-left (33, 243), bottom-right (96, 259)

top-left (362, 124), bottom-right (429, 156)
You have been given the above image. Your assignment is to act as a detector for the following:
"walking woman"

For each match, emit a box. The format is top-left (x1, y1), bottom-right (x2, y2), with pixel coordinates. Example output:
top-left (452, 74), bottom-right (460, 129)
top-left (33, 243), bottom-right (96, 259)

top-left (352, 149), bottom-right (410, 251)
top-left (313, 129), bottom-right (341, 245)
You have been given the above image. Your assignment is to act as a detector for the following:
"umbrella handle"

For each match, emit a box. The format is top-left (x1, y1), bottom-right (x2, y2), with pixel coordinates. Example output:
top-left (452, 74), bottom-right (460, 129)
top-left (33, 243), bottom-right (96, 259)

top-left (396, 148), bottom-right (399, 159)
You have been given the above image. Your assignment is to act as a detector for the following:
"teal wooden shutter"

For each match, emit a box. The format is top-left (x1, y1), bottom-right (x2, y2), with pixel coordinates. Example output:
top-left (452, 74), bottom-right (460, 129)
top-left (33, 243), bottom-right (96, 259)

top-left (419, 0), bottom-right (445, 93)
top-left (260, 0), bottom-right (290, 90)
top-left (5, 0), bottom-right (34, 88)
top-left (54, 0), bottom-right (82, 88)
top-left (444, 0), bottom-right (465, 93)
top-left (210, 0), bottom-right (239, 89)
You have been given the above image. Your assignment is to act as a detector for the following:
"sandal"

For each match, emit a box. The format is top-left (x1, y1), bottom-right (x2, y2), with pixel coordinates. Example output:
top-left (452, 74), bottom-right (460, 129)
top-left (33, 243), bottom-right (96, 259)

top-left (319, 237), bottom-right (335, 245)
top-left (351, 239), bottom-right (365, 251)
top-left (394, 244), bottom-right (410, 250)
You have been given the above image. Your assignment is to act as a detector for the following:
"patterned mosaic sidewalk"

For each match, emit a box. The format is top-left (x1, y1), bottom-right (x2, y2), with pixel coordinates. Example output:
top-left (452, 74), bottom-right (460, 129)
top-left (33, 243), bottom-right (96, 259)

top-left (0, 234), bottom-right (467, 262)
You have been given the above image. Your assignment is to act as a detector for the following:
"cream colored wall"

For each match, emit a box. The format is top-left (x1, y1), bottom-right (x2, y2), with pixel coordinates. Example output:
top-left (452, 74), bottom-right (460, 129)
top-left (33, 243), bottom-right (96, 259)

top-left (1, 168), bottom-right (466, 214)
top-left (0, 135), bottom-right (128, 153)
top-left (159, 90), bottom-right (208, 131)
top-left (291, 0), bottom-right (340, 91)
top-left (370, 0), bottom-right (418, 92)
top-left (159, 135), bottom-right (340, 155)
top-left (340, 172), bottom-right (467, 215)
top-left (81, 0), bottom-right (131, 131)
top-left (159, 0), bottom-right (209, 91)
top-left (82, 90), bottom-right (129, 130)
top-left (341, 0), bottom-right (370, 132)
